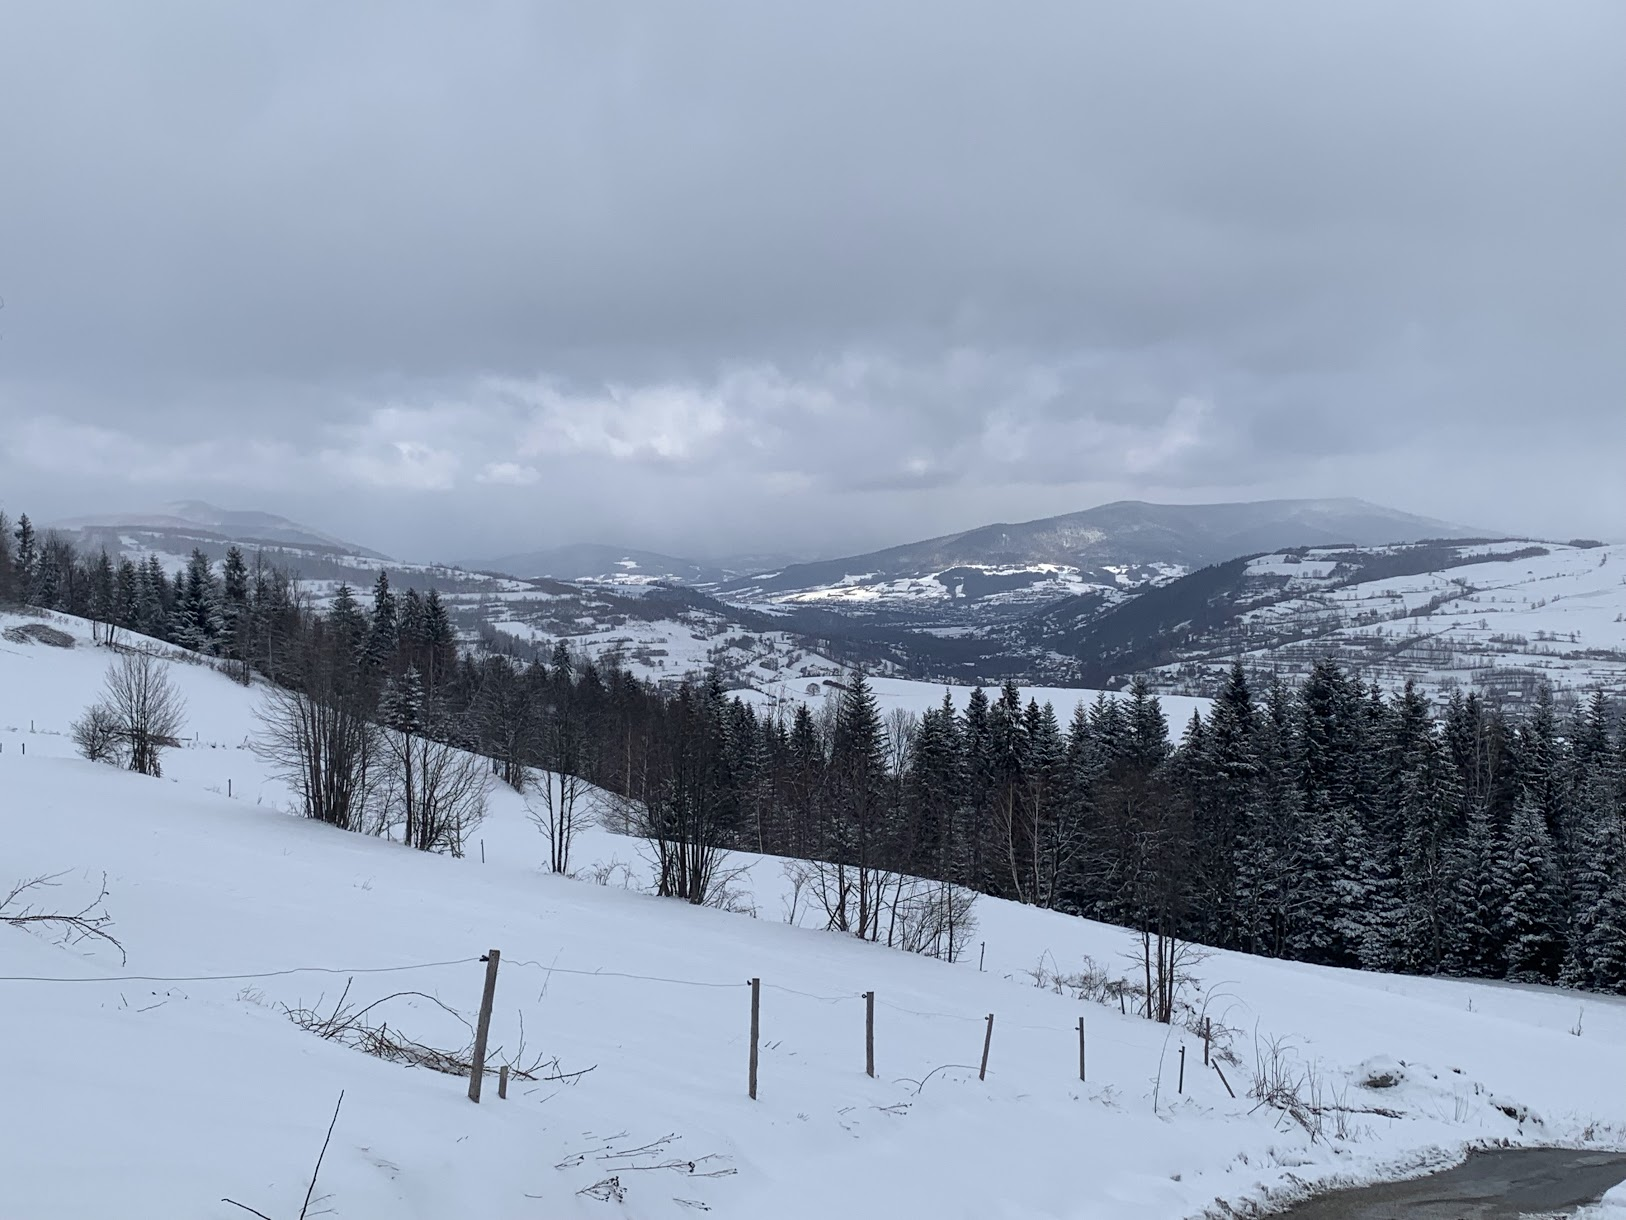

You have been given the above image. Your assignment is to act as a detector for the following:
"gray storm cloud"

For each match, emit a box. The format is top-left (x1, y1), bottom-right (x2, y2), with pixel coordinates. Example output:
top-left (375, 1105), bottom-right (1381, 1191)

top-left (0, 1), bottom-right (1621, 559)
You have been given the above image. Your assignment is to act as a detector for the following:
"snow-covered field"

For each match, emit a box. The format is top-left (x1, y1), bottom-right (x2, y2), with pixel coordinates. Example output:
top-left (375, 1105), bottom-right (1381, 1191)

top-left (1157, 542), bottom-right (1626, 702)
top-left (726, 559), bottom-right (1189, 617)
top-left (480, 605), bottom-right (849, 691)
top-left (3, 610), bottom-right (1625, 1219)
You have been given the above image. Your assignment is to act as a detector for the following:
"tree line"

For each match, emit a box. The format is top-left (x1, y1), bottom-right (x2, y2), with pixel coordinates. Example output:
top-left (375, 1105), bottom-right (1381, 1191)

top-left (7, 510), bottom-right (1623, 996)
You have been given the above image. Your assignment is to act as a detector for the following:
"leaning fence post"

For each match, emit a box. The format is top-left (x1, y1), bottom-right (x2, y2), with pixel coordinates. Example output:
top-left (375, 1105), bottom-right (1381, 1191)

top-left (1178, 1045), bottom-right (1186, 1095)
top-left (468, 949), bottom-right (501, 1102)
top-left (1213, 1061), bottom-right (1236, 1098)
top-left (1078, 1016), bottom-right (1086, 1082)
top-left (864, 991), bottom-right (875, 1078)
top-left (979, 1013), bottom-right (994, 1081)
top-left (748, 977), bottom-right (761, 1100)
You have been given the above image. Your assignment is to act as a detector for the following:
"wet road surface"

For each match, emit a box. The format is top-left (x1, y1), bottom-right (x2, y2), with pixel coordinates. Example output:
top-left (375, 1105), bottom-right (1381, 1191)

top-left (1273, 1148), bottom-right (1626, 1218)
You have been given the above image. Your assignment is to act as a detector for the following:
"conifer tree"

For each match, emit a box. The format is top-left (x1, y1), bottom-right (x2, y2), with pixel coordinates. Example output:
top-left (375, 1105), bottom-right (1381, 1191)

top-left (1192, 662), bottom-right (1258, 946)
top-left (114, 558), bottom-right (140, 629)
top-left (422, 589), bottom-right (456, 692)
top-left (827, 670), bottom-right (891, 939)
top-left (959, 686), bottom-right (996, 893)
top-left (1500, 788), bottom-right (1566, 982)
top-left (88, 548), bottom-right (116, 641)
top-left (365, 570), bottom-right (397, 670)
top-left (136, 556), bottom-right (170, 639)
top-left (12, 513), bottom-right (38, 600)
top-left (221, 546), bottom-right (251, 666)
top-left (35, 542), bottom-right (62, 610)
top-left (1443, 796), bottom-right (1506, 976)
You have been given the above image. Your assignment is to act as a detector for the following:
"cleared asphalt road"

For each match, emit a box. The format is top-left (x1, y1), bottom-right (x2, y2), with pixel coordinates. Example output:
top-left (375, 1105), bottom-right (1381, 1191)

top-left (1275, 1148), bottom-right (1626, 1219)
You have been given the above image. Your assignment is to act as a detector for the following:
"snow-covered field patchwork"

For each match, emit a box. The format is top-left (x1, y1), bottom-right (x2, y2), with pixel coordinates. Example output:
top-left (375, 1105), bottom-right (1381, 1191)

top-left (3, 611), bottom-right (1624, 1219)
top-left (1162, 542), bottom-right (1626, 702)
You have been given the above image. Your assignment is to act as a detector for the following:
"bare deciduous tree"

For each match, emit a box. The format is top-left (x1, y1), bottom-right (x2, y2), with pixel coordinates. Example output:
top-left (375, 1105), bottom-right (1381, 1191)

top-left (255, 682), bottom-right (377, 831)
top-left (527, 768), bottom-right (586, 874)
top-left (377, 728), bottom-right (488, 856)
top-left (70, 703), bottom-right (125, 766)
top-left (97, 650), bottom-right (186, 777)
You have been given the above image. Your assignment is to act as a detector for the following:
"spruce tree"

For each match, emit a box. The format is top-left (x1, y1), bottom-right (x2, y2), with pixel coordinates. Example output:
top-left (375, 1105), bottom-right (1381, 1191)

top-left (828, 670), bottom-right (891, 939)
top-left (114, 558), bottom-right (140, 628)
top-left (1396, 731), bottom-right (1462, 971)
top-left (1193, 662), bottom-right (1258, 947)
top-left (221, 546), bottom-right (251, 664)
top-left (959, 686), bottom-right (996, 893)
top-left (89, 548), bottom-right (116, 639)
top-left (1500, 788), bottom-right (1566, 983)
top-left (12, 513), bottom-right (38, 600)
top-left (366, 570), bottom-right (398, 672)
top-left (1443, 796), bottom-right (1506, 976)
top-left (1293, 660), bottom-right (1363, 965)
top-left (35, 543), bottom-right (62, 610)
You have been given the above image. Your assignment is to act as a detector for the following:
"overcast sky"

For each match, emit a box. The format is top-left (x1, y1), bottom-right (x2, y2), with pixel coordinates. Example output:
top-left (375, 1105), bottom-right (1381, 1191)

top-left (1, 2), bottom-right (1621, 562)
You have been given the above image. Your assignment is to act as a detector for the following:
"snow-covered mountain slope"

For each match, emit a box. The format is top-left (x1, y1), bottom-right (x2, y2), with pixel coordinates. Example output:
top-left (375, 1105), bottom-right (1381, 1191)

top-left (1047, 539), bottom-right (1626, 701)
top-left (4, 610), bottom-right (1625, 1219)
top-left (55, 500), bottom-right (373, 555)
top-left (718, 498), bottom-right (1481, 612)
top-left (461, 543), bottom-right (732, 588)
top-left (444, 583), bottom-right (858, 687)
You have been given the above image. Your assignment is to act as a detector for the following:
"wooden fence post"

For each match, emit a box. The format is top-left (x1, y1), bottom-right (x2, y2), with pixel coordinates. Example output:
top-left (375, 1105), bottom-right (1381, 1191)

top-left (498, 1065), bottom-right (509, 1099)
top-left (468, 949), bottom-right (500, 1102)
top-left (1203, 1017), bottom-right (1211, 1066)
top-left (978, 942), bottom-right (986, 972)
top-left (748, 977), bottom-right (761, 1100)
top-left (979, 1014), bottom-right (994, 1081)
top-left (1078, 1016), bottom-right (1086, 1082)
top-left (1213, 1061), bottom-right (1236, 1098)
top-left (864, 991), bottom-right (875, 1078)
top-left (1177, 1045), bottom-right (1186, 1095)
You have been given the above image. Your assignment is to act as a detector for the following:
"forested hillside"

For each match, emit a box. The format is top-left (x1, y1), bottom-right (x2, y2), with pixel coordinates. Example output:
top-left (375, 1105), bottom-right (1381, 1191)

top-left (5, 507), bottom-right (1622, 996)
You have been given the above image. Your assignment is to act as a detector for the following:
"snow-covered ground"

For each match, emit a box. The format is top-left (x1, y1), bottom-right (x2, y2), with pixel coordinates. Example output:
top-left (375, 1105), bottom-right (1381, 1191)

top-left (480, 604), bottom-right (850, 690)
top-left (1583, 1180), bottom-right (1626, 1218)
top-left (3, 609), bottom-right (1624, 1219)
top-left (1157, 542), bottom-right (1626, 702)
top-left (727, 560), bottom-right (1189, 616)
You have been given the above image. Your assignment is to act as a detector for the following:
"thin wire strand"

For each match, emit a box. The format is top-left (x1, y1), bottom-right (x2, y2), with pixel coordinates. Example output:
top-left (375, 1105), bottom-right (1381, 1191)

top-left (0, 956), bottom-right (482, 985)
top-left (761, 983), bottom-right (859, 1004)
top-left (874, 998), bottom-right (985, 1023)
top-left (505, 960), bottom-right (746, 989)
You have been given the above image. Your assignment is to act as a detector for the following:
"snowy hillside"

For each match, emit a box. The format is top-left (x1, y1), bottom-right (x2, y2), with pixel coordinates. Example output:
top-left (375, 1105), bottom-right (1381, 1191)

top-left (725, 559), bottom-right (1185, 621)
top-left (1141, 541), bottom-right (1626, 703)
top-left (4, 610), bottom-right (1626, 1219)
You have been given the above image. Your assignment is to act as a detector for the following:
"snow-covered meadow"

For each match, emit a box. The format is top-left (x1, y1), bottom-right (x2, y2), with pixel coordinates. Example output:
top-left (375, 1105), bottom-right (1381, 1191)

top-left (1160, 542), bottom-right (1626, 701)
top-left (3, 610), bottom-right (1624, 1219)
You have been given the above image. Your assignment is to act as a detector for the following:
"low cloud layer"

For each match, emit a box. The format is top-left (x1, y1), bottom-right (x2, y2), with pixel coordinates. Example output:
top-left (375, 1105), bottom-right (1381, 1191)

top-left (2, 2), bottom-right (1621, 559)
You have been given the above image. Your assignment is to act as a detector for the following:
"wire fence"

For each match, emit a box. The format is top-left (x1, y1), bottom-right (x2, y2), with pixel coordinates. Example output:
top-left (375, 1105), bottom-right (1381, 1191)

top-left (2, 947), bottom-right (1172, 1063)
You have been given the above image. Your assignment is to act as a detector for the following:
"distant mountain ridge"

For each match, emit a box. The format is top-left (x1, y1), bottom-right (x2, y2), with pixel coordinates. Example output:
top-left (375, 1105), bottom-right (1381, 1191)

top-left (464, 543), bottom-right (730, 585)
top-left (54, 500), bottom-right (383, 558)
top-left (723, 498), bottom-right (1484, 598)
